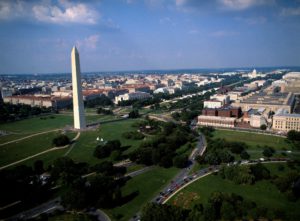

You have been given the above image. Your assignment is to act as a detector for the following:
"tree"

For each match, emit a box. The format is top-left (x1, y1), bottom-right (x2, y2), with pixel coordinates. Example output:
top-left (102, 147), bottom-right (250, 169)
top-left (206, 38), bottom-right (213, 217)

top-left (228, 142), bottom-right (245, 154)
top-left (250, 163), bottom-right (270, 181)
top-left (85, 95), bottom-right (113, 108)
top-left (33, 160), bottom-right (44, 174)
top-left (173, 155), bottom-right (188, 168)
top-left (141, 203), bottom-right (189, 221)
top-left (94, 145), bottom-right (111, 159)
top-left (260, 124), bottom-right (267, 130)
top-left (128, 109), bottom-right (140, 118)
top-left (139, 148), bottom-right (154, 166)
top-left (61, 188), bottom-right (87, 210)
top-left (199, 126), bottom-right (215, 137)
top-left (262, 147), bottom-right (275, 157)
top-left (122, 131), bottom-right (145, 140)
top-left (111, 150), bottom-right (122, 161)
top-left (221, 165), bottom-right (254, 184)
top-left (50, 157), bottom-right (82, 185)
top-left (93, 140), bottom-right (122, 159)
top-left (273, 171), bottom-right (300, 193)
top-left (97, 107), bottom-right (113, 115)
top-left (195, 155), bottom-right (205, 165)
top-left (220, 201), bottom-right (236, 220)
top-left (52, 134), bottom-right (70, 147)
top-left (92, 161), bottom-right (114, 175)
top-left (159, 155), bottom-right (173, 168)
top-left (287, 130), bottom-right (300, 141)
top-left (240, 150), bottom-right (250, 160)
top-left (88, 174), bottom-right (119, 208)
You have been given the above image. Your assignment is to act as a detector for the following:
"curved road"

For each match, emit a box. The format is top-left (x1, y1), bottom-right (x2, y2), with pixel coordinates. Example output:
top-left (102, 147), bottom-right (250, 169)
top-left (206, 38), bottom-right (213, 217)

top-left (130, 133), bottom-right (206, 221)
top-left (161, 159), bottom-right (288, 204)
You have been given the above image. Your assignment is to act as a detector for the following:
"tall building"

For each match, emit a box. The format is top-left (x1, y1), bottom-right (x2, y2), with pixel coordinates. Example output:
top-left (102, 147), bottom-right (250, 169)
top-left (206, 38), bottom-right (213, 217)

top-left (272, 109), bottom-right (300, 132)
top-left (71, 46), bottom-right (86, 129)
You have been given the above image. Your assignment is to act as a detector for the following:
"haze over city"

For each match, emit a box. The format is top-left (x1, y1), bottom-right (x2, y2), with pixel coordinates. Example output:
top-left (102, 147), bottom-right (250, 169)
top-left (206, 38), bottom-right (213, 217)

top-left (0, 0), bottom-right (300, 74)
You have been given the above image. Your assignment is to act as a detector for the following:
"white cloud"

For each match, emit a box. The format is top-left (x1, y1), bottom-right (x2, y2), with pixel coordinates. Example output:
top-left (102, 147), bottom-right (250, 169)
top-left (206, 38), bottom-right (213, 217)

top-left (126, 0), bottom-right (134, 4)
top-left (0, 0), bottom-right (26, 20)
top-left (235, 16), bottom-right (267, 25)
top-left (76, 35), bottom-right (100, 50)
top-left (175, 0), bottom-right (187, 6)
top-left (188, 29), bottom-right (200, 34)
top-left (159, 17), bottom-right (176, 26)
top-left (219, 0), bottom-right (274, 10)
top-left (211, 30), bottom-right (239, 37)
top-left (33, 0), bottom-right (99, 24)
top-left (0, 0), bottom-right (99, 24)
top-left (280, 7), bottom-right (300, 16)
top-left (0, 1), bottom-right (11, 19)
top-left (145, 0), bottom-right (166, 8)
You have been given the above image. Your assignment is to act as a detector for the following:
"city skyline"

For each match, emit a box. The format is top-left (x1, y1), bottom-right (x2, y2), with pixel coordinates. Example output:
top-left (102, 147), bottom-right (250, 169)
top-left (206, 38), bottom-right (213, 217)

top-left (0, 0), bottom-right (300, 74)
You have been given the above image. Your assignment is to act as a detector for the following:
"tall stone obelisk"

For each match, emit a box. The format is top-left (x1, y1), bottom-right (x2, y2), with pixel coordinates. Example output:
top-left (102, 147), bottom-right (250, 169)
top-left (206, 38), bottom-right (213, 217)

top-left (71, 46), bottom-right (86, 129)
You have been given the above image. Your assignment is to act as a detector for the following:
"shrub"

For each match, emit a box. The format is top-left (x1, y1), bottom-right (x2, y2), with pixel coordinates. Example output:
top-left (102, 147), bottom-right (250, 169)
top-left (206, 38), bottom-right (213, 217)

top-left (52, 134), bottom-right (70, 147)
top-left (122, 131), bottom-right (145, 140)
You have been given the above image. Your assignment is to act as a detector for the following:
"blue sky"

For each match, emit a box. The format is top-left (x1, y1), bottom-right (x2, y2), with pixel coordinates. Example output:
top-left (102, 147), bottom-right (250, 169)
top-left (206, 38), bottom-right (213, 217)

top-left (0, 0), bottom-right (300, 74)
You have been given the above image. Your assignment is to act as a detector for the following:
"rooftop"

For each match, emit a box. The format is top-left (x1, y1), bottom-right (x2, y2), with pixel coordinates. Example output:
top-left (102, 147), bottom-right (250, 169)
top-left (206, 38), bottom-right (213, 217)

top-left (240, 92), bottom-right (293, 106)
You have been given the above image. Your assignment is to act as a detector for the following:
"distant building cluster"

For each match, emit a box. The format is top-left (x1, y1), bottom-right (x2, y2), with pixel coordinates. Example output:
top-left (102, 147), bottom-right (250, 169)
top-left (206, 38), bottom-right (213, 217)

top-left (3, 95), bottom-right (72, 109)
top-left (197, 70), bottom-right (300, 133)
top-left (115, 91), bottom-right (152, 103)
top-left (1, 68), bottom-right (299, 134)
top-left (1, 72), bottom-right (224, 109)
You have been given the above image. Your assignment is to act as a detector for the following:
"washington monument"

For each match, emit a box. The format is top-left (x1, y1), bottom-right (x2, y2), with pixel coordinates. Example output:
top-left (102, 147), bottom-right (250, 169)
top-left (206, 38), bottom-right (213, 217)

top-left (71, 46), bottom-right (86, 129)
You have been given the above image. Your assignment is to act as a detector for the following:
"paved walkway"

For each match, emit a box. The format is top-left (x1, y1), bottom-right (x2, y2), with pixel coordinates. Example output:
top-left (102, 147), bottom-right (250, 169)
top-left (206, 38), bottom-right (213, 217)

top-left (63, 132), bottom-right (81, 156)
top-left (0, 129), bottom-right (61, 146)
top-left (0, 132), bottom-right (80, 171)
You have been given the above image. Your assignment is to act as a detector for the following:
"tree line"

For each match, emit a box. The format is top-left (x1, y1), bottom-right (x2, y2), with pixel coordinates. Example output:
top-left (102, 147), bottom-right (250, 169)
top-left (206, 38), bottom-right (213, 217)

top-left (0, 156), bottom-right (132, 219)
top-left (141, 191), bottom-right (289, 221)
top-left (128, 122), bottom-right (197, 168)
top-left (0, 103), bottom-right (52, 123)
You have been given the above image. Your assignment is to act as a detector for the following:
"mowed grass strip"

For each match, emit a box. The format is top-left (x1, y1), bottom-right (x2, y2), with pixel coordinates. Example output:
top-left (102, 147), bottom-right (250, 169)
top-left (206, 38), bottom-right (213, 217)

top-left (0, 131), bottom-right (62, 167)
top-left (19, 147), bottom-right (69, 168)
top-left (106, 167), bottom-right (180, 221)
top-left (0, 115), bottom-right (73, 134)
top-left (68, 119), bottom-right (145, 165)
top-left (169, 163), bottom-right (300, 220)
top-left (213, 129), bottom-right (291, 150)
top-left (0, 114), bottom-right (115, 135)
top-left (0, 133), bottom-right (33, 145)
top-left (98, 119), bottom-right (145, 154)
top-left (0, 114), bottom-right (120, 144)
top-left (48, 213), bottom-right (93, 221)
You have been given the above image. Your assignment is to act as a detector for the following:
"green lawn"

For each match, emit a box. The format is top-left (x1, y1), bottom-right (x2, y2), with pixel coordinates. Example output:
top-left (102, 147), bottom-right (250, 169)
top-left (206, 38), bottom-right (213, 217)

top-left (0, 131), bottom-right (62, 167)
top-left (0, 117), bottom-right (145, 169)
top-left (169, 163), bottom-right (300, 220)
top-left (0, 113), bottom-right (121, 139)
top-left (106, 167), bottom-right (180, 221)
top-left (48, 212), bottom-right (94, 221)
top-left (68, 119), bottom-right (145, 165)
top-left (20, 147), bottom-right (69, 168)
top-left (0, 133), bottom-right (32, 145)
top-left (126, 164), bottom-right (145, 174)
top-left (0, 115), bottom-right (73, 134)
top-left (213, 129), bottom-right (292, 150)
